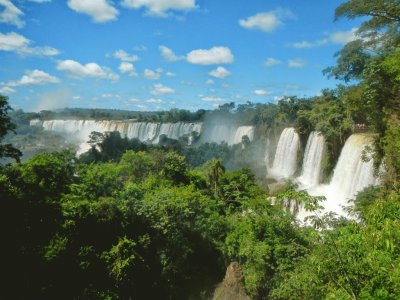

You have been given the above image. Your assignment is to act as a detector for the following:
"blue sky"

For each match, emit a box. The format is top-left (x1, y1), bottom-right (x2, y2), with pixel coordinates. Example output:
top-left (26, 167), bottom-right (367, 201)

top-left (0, 0), bottom-right (361, 112)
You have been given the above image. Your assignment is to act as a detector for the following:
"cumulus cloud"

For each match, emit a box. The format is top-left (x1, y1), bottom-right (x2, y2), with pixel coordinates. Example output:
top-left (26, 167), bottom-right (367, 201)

top-left (57, 59), bottom-right (119, 81)
top-left (133, 45), bottom-right (147, 51)
top-left (166, 71), bottom-right (176, 77)
top-left (239, 9), bottom-right (294, 33)
top-left (119, 62), bottom-right (138, 77)
top-left (0, 0), bottom-right (24, 28)
top-left (144, 68), bottom-right (162, 80)
top-left (239, 12), bottom-right (281, 32)
top-left (67, 0), bottom-right (119, 23)
top-left (208, 66), bottom-right (230, 78)
top-left (0, 86), bottom-right (16, 94)
top-left (200, 95), bottom-right (224, 102)
top-left (186, 46), bottom-right (234, 65)
top-left (263, 57), bottom-right (282, 67)
top-left (159, 45), bottom-right (184, 62)
top-left (290, 39), bottom-right (328, 49)
top-left (150, 83), bottom-right (175, 95)
top-left (122, 0), bottom-right (196, 17)
top-left (146, 98), bottom-right (163, 103)
top-left (205, 79), bottom-right (214, 85)
top-left (6, 69), bottom-right (60, 86)
top-left (288, 59), bottom-right (306, 68)
top-left (330, 28), bottom-right (358, 44)
top-left (254, 89), bottom-right (271, 96)
top-left (0, 32), bottom-right (60, 56)
top-left (290, 28), bottom-right (359, 49)
top-left (113, 49), bottom-right (139, 62)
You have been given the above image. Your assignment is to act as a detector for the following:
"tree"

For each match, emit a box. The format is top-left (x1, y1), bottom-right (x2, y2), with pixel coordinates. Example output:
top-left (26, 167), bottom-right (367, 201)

top-left (207, 159), bottom-right (225, 198)
top-left (0, 95), bottom-right (21, 163)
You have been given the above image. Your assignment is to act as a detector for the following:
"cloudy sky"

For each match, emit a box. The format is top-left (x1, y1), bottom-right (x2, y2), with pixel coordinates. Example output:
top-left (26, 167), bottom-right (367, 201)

top-left (0, 0), bottom-right (360, 112)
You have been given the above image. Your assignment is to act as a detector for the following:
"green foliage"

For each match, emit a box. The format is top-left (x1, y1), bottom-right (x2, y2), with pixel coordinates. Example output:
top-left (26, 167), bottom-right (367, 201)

top-left (0, 94), bottom-right (21, 163)
top-left (223, 200), bottom-right (310, 298)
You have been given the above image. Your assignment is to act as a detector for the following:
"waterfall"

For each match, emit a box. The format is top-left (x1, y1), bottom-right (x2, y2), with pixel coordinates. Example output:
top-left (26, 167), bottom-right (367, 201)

top-left (232, 126), bottom-right (255, 144)
top-left (155, 122), bottom-right (203, 143)
top-left (201, 124), bottom-right (235, 144)
top-left (33, 119), bottom-right (202, 154)
top-left (202, 124), bottom-right (254, 145)
top-left (306, 134), bottom-right (377, 216)
top-left (269, 128), bottom-right (300, 179)
top-left (297, 132), bottom-right (325, 188)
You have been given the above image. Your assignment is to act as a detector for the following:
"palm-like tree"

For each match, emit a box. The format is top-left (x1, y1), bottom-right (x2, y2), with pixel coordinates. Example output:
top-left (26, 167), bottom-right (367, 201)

top-left (208, 159), bottom-right (225, 198)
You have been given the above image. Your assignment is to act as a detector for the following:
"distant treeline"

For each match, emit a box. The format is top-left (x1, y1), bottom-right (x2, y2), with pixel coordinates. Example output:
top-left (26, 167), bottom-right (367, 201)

top-left (17, 107), bottom-right (209, 123)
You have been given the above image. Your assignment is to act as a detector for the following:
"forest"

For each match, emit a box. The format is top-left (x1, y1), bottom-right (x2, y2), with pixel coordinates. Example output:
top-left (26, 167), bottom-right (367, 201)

top-left (1, 1), bottom-right (400, 299)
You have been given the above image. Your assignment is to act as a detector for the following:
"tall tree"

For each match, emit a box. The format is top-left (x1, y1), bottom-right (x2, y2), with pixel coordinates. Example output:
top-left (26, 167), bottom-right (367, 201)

top-left (0, 95), bottom-right (21, 163)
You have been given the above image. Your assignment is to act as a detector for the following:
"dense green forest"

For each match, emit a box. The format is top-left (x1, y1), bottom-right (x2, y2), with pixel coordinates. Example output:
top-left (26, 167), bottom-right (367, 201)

top-left (1, 1), bottom-right (400, 299)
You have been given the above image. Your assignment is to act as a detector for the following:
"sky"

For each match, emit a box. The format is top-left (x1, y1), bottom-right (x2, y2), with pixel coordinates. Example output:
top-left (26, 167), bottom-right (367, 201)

top-left (0, 0), bottom-right (362, 112)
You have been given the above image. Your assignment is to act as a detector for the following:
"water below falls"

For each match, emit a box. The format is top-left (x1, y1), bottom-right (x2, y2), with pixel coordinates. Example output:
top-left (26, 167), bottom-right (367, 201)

top-left (269, 127), bottom-right (300, 179)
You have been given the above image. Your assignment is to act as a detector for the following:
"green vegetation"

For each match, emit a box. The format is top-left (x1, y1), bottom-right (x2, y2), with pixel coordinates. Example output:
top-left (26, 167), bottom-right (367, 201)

top-left (1, 0), bottom-right (400, 298)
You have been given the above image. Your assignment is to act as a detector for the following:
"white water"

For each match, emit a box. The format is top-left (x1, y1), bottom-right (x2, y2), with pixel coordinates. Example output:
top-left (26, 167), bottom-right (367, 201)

top-left (308, 134), bottom-right (377, 215)
top-left (201, 124), bottom-right (255, 145)
top-left (297, 132), bottom-right (325, 188)
top-left (32, 119), bottom-right (203, 154)
top-left (269, 128), bottom-right (300, 179)
top-left (232, 126), bottom-right (255, 144)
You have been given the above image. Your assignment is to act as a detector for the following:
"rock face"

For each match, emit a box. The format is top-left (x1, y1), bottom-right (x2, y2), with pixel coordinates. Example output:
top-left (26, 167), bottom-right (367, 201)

top-left (212, 262), bottom-right (250, 300)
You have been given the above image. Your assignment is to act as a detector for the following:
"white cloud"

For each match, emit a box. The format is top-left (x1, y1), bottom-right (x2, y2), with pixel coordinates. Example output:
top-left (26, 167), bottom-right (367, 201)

top-left (119, 62), bottom-right (138, 77)
top-left (113, 49), bottom-right (139, 62)
top-left (144, 68), bottom-right (162, 80)
top-left (0, 0), bottom-right (24, 28)
top-left (0, 32), bottom-right (27, 51)
top-left (239, 12), bottom-right (281, 32)
top-left (121, 0), bottom-right (196, 17)
top-left (133, 45), bottom-right (147, 51)
top-left (0, 32), bottom-right (60, 56)
top-left (205, 79), bottom-right (214, 85)
top-left (263, 57), bottom-right (281, 67)
top-left (208, 66), bottom-right (230, 79)
top-left (180, 80), bottom-right (193, 86)
top-left (221, 83), bottom-right (229, 88)
top-left (166, 71), bottom-right (176, 77)
top-left (0, 86), bottom-right (16, 94)
top-left (254, 89), bottom-right (271, 96)
top-left (67, 0), bottom-right (119, 23)
top-left (101, 93), bottom-right (113, 98)
top-left (289, 28), bottom-right (359, 49)
top-left (6, 69), bottom-right (60, 86)
top-left (150, 83), bottom-right (175, 95)
top-left (288, 59), bottom-right (306, 68)
top-left (290, 39), bottom-right (328, 49)
top-left (200, 95), bottom-right (224, 102)
top-left (330, 28), bottom-right (358, 44)
top-left (146, 98), bottom-right (163, 103)
top-left (57, 59), bottom-right (119, 81)
top-left (159, 45), bottom-right (184, 62)
top-left (187, 46), bottom-right (234, 65)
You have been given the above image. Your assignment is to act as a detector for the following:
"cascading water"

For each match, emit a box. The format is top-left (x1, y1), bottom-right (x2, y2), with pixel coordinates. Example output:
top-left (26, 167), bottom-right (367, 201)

top-left (297, 132), bottom-right (325, 188)
top-left (201, 124), bottom-right (235, 144)
top-left (201, 124), bottom-right (255, 145)
top-left (232, 126), bottom-right (255, 144)
top-left (306, 134), bottom-right (377, 216)
top-left (269, 127), bottom-right (300, 179)
top-left (32, 119), bottom-right (202, 154)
